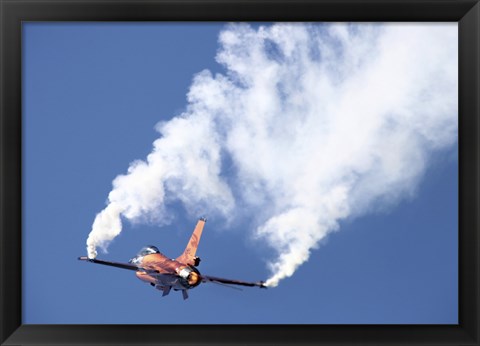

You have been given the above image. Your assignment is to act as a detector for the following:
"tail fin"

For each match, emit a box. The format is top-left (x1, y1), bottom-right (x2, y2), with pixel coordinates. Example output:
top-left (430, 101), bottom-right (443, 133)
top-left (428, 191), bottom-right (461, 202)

top-left (176, 218), bottom-right (206, 266)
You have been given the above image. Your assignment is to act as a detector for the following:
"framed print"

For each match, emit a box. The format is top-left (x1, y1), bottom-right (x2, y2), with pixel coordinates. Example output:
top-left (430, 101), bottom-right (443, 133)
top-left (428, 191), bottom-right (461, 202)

top-left (1, 0), bottom-right (479, 345)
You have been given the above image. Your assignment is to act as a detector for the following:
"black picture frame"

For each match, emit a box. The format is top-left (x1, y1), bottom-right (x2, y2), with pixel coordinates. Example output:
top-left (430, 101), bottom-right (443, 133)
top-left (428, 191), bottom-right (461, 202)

top-left (1, 0), bottom-right (478, 345)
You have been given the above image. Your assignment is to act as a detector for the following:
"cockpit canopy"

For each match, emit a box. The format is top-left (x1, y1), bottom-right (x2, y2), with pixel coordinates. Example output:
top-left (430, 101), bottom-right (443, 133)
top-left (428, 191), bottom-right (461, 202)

top-left (138, 245), bottom-right (160, 256)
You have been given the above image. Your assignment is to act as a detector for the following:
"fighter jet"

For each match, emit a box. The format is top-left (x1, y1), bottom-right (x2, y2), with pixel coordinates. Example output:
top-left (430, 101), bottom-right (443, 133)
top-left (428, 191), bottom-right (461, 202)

top-left (78, 218), bottom-right (266, 299)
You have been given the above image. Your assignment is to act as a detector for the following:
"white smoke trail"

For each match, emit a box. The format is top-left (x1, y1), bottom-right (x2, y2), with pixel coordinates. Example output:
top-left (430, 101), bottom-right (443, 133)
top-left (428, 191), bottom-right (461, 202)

top-left (86, 23), bottom-right (457, 287)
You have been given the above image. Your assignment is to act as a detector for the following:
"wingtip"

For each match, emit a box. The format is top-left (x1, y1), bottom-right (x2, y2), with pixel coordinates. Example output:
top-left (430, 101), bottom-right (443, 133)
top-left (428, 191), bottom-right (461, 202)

top-left (258, 281), bottom-right (268, 289)
top-left (78, 256), bottom-right (95, 262)
top-left (199, 216), bottom-right (207, 222)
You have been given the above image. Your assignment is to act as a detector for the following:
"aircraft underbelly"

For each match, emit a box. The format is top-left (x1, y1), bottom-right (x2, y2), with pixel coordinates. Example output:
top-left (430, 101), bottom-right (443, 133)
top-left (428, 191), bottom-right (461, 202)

top-left (136, 271), bottom-right (187, 290)
top-left (153, 274), bottom-right (185, 289)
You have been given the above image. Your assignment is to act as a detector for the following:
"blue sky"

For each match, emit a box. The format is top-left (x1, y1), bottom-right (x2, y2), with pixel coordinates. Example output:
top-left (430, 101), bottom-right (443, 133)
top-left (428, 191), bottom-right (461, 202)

top-left (23, 22), bottom-right (457, 324)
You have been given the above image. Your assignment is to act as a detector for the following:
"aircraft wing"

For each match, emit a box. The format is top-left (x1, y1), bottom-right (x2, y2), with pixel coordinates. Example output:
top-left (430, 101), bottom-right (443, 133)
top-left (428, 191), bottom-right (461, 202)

top-left (78, 256), bottom-right (139, 271)
top-left (201, 274), bottom-right (267, 288)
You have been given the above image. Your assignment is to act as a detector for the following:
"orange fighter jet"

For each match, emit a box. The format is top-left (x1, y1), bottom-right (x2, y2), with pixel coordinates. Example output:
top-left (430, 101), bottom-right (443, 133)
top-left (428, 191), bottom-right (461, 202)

top-left (78, 218), bottom-right (266, 299)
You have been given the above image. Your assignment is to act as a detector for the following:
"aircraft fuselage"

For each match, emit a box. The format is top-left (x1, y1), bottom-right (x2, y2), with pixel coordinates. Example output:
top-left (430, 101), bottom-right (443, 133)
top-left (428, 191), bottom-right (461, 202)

top-left (132, 252), bottom-right (201, 291)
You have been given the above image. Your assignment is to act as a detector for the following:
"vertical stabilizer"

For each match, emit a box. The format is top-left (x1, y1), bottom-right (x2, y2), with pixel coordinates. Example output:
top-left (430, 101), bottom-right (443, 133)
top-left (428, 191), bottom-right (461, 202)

top-left (176, 218), bottom-right (206, 266)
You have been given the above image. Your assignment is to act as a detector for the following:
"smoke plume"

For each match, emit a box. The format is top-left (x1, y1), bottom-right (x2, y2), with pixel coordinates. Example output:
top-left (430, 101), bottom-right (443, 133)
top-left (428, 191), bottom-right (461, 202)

top-left (86, 23), bottom-right (457, 287)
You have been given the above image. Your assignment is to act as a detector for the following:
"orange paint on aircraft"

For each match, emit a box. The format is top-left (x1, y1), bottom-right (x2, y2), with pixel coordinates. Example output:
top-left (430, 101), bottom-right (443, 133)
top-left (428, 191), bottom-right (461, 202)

top-left (79, 218), bottom-right (266, 300)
